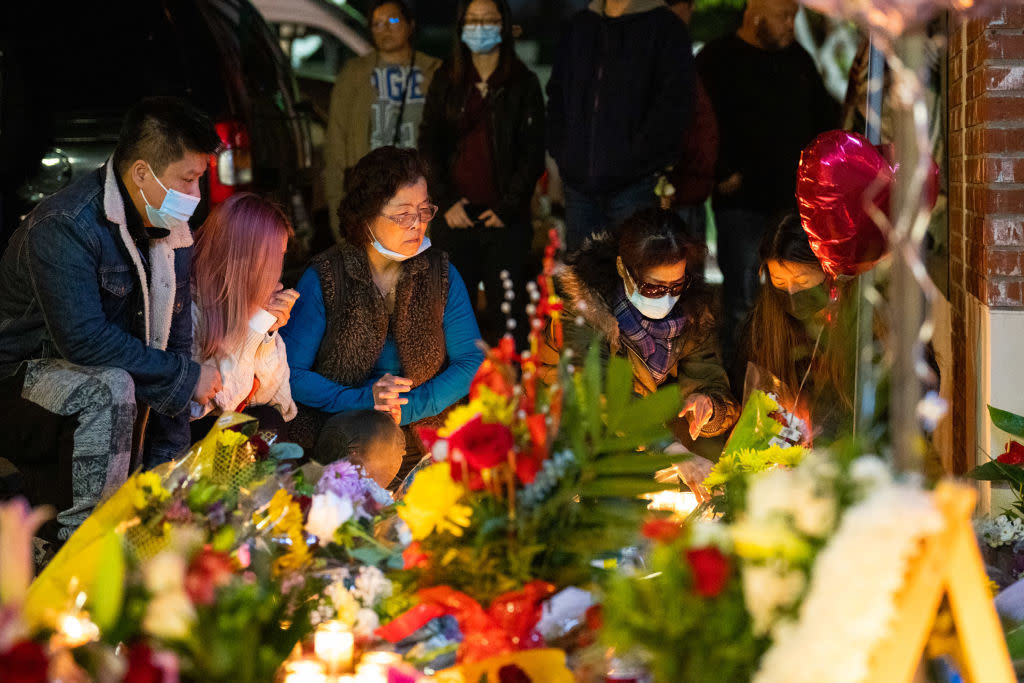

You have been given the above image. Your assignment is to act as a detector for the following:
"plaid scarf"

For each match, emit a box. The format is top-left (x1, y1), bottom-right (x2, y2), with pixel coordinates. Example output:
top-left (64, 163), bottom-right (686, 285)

top-left (610, 282), bottom-right (688, 384)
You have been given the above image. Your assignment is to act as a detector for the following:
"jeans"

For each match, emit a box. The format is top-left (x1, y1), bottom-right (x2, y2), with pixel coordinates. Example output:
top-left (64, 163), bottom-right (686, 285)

top-left (21, 359), bottom-right (136, 539)
top-left (714, 207), bottom-right (767, 367)
top-left (564, 175), bottom-right (658, 253)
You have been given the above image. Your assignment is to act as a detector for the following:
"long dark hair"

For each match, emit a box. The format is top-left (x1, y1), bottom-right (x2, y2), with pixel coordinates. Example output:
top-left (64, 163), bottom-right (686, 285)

top-left (616, 207), bottom-right (715, 330)
top-left (739, 212), bottom-right (854, 411)
top-left (450, 0), bottom-right (516, 85)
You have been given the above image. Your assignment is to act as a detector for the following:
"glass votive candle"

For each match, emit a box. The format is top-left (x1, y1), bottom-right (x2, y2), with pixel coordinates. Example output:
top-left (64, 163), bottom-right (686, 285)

top-left (314, 620), bottom-right (355, 674)
top-left (281, 658), bottom-right (328, 683)
top-left (355, 650), bottom-right (404, 682)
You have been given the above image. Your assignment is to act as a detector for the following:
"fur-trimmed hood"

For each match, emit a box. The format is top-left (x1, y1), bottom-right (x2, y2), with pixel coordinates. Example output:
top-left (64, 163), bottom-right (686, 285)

top-left (556, 231), bottom-right (715, 354)
top-left (101, 158), bottom-right (192, 351)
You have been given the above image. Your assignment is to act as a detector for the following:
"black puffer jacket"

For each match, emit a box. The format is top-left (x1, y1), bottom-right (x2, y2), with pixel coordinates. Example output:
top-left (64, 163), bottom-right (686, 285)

top-left (418, 56), bottom-right (545, 228)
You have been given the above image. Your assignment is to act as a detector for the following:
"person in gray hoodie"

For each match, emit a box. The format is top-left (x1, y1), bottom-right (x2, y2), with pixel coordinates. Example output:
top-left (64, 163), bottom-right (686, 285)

top-left (547, 0), bottom-right (696, 253)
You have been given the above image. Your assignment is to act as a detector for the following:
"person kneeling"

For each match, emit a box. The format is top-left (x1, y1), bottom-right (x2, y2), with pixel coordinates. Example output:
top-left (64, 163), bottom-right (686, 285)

top-left (0, 97), bottom-right (222, 540)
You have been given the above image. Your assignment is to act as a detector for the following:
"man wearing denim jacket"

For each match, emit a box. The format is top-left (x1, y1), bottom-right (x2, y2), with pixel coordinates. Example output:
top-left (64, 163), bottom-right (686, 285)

top-left (0, 97), bottom-right (223, 539)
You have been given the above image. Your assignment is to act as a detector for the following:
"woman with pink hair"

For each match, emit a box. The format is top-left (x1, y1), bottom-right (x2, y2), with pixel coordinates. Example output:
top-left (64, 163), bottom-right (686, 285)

top-left (190, 192), bottom-right (299, 435)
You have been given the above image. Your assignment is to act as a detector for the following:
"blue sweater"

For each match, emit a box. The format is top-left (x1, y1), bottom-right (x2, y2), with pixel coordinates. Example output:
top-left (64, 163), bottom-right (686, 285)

top-left (280, 262), bottom-right (483, 425)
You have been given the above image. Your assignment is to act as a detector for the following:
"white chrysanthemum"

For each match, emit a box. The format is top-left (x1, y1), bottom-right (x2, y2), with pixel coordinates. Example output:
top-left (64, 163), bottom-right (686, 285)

top-left (352, 566), bottom-right (393, 608)
top-left (753, 484), bottom-right (943, 683)
top-left (354, 608), bottom-right (380, 638)
top-left (742, 565), bottom-right (806, 636)
top-left (849, 455), bottom-right (892, 491)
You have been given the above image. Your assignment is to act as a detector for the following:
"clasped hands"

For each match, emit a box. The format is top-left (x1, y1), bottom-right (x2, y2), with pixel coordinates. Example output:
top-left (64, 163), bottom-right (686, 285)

top-left (373, 373), bottom-right (412, 425)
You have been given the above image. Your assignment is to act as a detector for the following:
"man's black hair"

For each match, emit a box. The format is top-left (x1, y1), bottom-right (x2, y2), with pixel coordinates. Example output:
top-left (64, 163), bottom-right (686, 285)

top-left (113, 96), bottom-right (221, 176)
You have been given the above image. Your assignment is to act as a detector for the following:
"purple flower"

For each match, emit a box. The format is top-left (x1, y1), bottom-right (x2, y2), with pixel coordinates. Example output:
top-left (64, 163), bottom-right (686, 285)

top-left (164, 499), bottom-right (193, 523)
top-left (206, 501), bottom-right (227, 527)
top-left (316, 461), bottom-right (365, 500)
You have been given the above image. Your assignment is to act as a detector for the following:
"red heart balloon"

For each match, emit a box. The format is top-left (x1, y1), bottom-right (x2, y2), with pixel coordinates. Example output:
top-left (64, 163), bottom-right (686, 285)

top-left (797, 130), bottom-right (892, 277)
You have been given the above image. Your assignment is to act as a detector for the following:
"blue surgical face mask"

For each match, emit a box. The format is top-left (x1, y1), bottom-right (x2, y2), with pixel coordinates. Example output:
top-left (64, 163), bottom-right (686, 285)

top-left (369, 227), bottom-right (432, 262)
top-left (462, 24), bottom-right (502, 54)
top-left (140, 163), bottom-right (200, 229)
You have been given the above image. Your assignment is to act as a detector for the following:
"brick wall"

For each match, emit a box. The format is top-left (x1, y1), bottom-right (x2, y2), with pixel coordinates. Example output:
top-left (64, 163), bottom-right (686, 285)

top-left (949, 5), bottom-right (1024, 474)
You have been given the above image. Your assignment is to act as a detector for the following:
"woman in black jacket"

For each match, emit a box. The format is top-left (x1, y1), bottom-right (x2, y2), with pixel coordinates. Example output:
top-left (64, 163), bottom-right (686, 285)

top-left (418, 0), bottom-right (545, 345)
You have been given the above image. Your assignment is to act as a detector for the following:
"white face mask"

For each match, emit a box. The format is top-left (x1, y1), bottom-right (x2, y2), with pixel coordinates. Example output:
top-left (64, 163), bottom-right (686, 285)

top-left (140, 163), bottom-right (200, 229)
top-left (369, 227), bottom-right (432, 262)
top-left (620, 264), bottom-right (681, 319)
top-left (628, 289), bottom-right (681, 319)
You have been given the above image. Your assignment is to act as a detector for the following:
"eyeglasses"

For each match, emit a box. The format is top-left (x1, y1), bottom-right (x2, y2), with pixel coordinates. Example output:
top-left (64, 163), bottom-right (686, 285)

top-left (464, 18), bottom-right (502, 27)
top-left (371, 16), bottom-right (403, 30)
top-left (380, 203), bottom-right (438, 228)
top-left (628, 268), bottom-right (689, 298)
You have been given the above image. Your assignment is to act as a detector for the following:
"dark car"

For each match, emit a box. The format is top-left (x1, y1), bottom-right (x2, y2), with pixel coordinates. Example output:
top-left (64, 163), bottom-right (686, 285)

top-left (0, 0), bottom-right (315, 258)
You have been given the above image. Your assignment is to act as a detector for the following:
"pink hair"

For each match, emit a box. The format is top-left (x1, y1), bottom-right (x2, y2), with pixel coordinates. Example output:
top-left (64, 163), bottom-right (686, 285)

top-left (192, 193), bottom-right (293, 361)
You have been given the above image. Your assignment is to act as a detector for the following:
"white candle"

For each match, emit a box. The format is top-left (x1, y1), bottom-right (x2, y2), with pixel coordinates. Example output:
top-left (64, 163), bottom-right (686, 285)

top-left (314, 621), bottom-right (355, 674)
top-left (355, 650), bottom-right (404, 682)
top-left (282, 659), bottom-right (327, 683)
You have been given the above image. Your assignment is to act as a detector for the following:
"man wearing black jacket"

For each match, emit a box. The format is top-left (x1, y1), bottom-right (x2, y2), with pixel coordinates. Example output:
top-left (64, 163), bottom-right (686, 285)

top-left (697, 0), bottom-right (837, 365)
top-left (547, 0), bottom-right (696, 253)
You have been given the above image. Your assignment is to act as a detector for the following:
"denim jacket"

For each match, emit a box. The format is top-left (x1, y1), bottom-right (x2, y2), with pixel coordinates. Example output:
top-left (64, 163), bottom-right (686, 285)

top-left (0, 159), bottom-right (200, 464)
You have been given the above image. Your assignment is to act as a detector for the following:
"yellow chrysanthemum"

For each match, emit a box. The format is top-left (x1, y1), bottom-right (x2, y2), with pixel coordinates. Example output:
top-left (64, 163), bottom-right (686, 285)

top-left (438, 387), bottom-right (515, 437)
top-left (132, 472), bottom-right (170, 510)
top-left (256, 489), bottom-right (311, 575)
top-left (703, 445), bottom-right (805, 490)
top-left (398, 463), bottom-right (473, 540)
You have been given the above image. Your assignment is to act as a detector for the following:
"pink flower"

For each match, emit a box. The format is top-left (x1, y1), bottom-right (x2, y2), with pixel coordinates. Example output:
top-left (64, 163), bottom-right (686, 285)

top-left (184, 547), bottom-right (235, 606)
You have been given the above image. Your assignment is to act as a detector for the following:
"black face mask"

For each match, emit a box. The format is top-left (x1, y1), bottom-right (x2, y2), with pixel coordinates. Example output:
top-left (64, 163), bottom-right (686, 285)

top-left (783, 283), bottom-right (830, 321)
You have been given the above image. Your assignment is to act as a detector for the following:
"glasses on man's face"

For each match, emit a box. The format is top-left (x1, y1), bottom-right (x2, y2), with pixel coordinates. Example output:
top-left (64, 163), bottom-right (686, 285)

top-left (381, 203), bottom-right (439, 228)
top-left (371, 15), bottom-right (403, 30)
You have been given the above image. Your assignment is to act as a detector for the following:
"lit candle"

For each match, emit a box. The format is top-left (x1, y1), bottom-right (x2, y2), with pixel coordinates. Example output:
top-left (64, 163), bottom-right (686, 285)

top-left (282, 659), bottom-right (327, 683)
top-left (51, 611), bottom-right (101, 649)
top-left (355, 650), bottom-right (404, 682)
top-left (314, 621), bottom-right (354, 674)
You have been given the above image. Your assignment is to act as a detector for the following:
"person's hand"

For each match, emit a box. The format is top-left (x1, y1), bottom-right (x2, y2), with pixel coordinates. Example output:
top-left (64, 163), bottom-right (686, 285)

top-left (717, 172), bottom-right (742, 196)
top-left (445, 199), bottom-right (473, 229)
top-left (372, 373), bottom-right (412, 420)
top-left (674, 455), bottom-right (714, 503)
top-left (680, 393), bottom-right (714, 440)
top-left (193, 364), bottom-right (223, 405)
top-left (478, 208), bottom-right (505, 228)
top-left (265, 284), bottom-right (300, 332)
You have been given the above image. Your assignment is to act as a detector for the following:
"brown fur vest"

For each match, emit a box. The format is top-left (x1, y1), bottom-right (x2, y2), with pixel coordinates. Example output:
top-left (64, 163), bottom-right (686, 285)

top-left (289, 243), bottom-right (450, 449)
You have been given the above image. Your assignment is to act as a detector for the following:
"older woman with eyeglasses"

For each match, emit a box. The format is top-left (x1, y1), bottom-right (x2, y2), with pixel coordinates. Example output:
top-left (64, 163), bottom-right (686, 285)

top-left (539, 207), bottom-right (738, 452)
top-left (281, 147), bottom-right (484, 485)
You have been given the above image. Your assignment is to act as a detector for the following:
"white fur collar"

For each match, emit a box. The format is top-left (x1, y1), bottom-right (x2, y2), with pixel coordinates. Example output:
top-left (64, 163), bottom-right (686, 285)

top-left (101, 158), bottom-right (193, 351)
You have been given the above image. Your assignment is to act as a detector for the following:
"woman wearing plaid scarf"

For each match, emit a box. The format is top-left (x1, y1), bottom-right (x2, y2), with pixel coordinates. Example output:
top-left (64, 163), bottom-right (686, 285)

top-left (540, 208), bottom-right (739, 492)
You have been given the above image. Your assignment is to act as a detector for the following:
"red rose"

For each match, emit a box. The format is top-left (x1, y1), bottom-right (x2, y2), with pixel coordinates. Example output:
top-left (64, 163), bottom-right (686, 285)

top-left (642, 518), bottom-right (683, 544)
top-left (998, 441), bottom-right (1024, 465)
top-left (0, 641), bottom-right (48, 683)
top-left (403, 541), bottom-right (430, 570)
top-left (686, 546), bottom-right (731, 598)
top-left (123, 644), bottom-right (162, 683)
top-left (185, 546), bottom-right (236, 605)
top-left (447, 415), bottom-right (514, 471)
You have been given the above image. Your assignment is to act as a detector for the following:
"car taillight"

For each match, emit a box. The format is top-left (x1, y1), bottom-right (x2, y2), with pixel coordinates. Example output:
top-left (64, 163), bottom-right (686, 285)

top-left (209, 121), bottom-right (253, 204)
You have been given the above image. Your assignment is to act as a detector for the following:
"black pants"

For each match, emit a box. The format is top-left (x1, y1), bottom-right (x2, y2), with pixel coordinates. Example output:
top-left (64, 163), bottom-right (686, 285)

top-left (437, 223), bottom-right (533, 349)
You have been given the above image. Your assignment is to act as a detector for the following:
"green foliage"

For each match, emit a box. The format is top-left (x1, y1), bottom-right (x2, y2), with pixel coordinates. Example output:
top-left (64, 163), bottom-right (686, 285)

top-left (990, 406), bottom-right (1024, 439)
top-left (601, 540), bottom-right (767, 683)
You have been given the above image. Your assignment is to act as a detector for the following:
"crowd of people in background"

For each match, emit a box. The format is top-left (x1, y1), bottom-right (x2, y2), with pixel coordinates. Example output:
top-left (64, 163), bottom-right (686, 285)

top-left (0, 0), bottom-right (847, 553)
